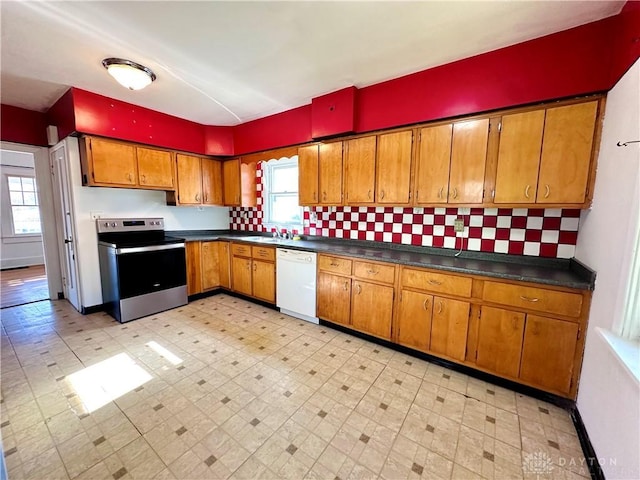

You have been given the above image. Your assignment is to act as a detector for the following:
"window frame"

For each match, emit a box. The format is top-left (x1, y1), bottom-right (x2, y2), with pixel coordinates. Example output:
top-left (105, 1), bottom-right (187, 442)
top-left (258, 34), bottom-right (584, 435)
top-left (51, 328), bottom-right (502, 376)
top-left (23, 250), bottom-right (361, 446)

top-left (262, 156), bottom-right (302, 230)
top-left (4, 173), bottom-right (42, 237)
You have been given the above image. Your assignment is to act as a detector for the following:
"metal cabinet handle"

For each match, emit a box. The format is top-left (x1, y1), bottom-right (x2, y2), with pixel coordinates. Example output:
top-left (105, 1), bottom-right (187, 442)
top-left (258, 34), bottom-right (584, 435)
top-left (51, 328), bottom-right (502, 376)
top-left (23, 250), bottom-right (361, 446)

top-left (356, 284), bottom-right (362, 294)
top-left (127, 172), bottom-right (133, 181)
top-left (520, 295), bottom-right (539, 303)
top-left (452, 187), bottom-right (458, 199)
top-left (253, 263), bottom-right (257, 271)
top-left (525, 185), bottom-right (530, 199)
top-left (436, 301), bottom-right (443, 314)
top-left (343, 281), bottom-right (349, 291)
top-left (323, 192), bottom-right (327, 201)
top-left (313, 191), bottom-right (317, 201)
top-left (423, 298), bottom-right (429, 311)
top-left (367, 190), bottom-right (372, 199)
top-left (330, 262), bottom-right (339, 267)
top-left (140, 174), bottom-right (146, 183)
top-left (544, 184), bottom-right (550, 198)
top-left (367, 269), bottom-right (378, 275)
top-left (428, 279), bottom-right (442, 286)
top-left (195, 193), bottom-right (200, 202)
top-left (437, 187), bottom-right (443, 199)
top-left (204, 193), bottom-right (208, 202)
top-left (380, 190), bottom-right (385, 200)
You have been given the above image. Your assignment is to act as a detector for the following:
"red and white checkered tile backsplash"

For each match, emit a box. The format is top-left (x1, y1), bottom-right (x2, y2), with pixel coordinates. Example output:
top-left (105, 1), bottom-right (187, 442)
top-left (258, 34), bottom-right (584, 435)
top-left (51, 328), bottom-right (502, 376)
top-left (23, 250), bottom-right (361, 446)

top-left (229, 163), bottom-right (581, 258)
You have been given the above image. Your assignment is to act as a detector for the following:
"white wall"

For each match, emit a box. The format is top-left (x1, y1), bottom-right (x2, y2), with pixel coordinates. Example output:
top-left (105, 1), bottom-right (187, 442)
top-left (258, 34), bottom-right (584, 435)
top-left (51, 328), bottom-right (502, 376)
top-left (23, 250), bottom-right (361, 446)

top-left (62, 137), bottom-right (229, 308)
top-left (574, 60), bottom-right (640, 479)
top-left (0, 150), bottom-right (45, 269)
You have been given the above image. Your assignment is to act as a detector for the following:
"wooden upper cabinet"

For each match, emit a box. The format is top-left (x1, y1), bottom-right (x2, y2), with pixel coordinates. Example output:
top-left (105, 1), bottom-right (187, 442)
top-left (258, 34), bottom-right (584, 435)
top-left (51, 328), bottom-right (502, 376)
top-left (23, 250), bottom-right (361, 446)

top-left (298, 145), bottom-right (319, 205)
top-left (223, 158), bottom-right (241, 206)
top-left (202, 158), bottom-right (223, 205)
top-left (449, 119), bottom-right (489, 204)
top-left (344, 136), bottom-right (376, 204)
top-left (414, 124), bottom-right (452, 204)
top-left (494, 110), bottom-right (545, 203)
top-left (476, 307), bottom-right (525, 378)
top-left (87, 137), bottom-right (137, 186)
top-left (176, 154), bottom-right (202, 205)
top-left (520, 315), bottom-right (579, 394)
top-left (376, 131), bottom-right (413, 204)
top-left (319, 142), bottom-right (343, 205)
top-left (136, 147), bottom-right (174, 190)
top-left (537, 101), bottom-right (598, 204)
top-left (241, 162), bottom-right (257, 207)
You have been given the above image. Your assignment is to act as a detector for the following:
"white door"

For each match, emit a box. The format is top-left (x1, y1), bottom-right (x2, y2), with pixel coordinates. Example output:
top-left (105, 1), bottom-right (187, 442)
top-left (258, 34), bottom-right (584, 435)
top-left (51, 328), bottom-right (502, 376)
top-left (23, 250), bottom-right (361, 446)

top-left (50, 143), bottom-right (80, 310)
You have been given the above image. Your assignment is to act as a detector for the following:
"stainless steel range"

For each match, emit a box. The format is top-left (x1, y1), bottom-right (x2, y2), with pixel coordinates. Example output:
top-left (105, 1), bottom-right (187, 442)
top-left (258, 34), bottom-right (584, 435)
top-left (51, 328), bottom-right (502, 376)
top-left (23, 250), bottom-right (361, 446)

top-left (97, 218), bottom-right (187, 323)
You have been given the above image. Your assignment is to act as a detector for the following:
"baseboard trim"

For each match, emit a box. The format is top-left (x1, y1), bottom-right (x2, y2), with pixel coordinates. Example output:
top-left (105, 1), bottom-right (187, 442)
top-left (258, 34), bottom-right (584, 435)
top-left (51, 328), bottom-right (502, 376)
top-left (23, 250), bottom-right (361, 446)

top-left (81, 304), bottom-right (104, 315)
top-left (570, 407), bottom-right (605, 480)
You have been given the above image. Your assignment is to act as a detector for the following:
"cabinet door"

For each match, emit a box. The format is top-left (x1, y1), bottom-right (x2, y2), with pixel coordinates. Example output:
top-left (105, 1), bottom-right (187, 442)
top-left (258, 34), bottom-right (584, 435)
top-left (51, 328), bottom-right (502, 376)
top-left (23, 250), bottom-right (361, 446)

top-left (298, 145), bottom-right (319, 205)
top-left (201, 241), bottom-right (220, 291)
top-left (185, 241), bottom-right (202, 296)
top-left (231, 256), bottom-right (252, 296)
top-left (252, 260), bottom-right (275, 303)
top-left (448, 119), bottom-right (489, 204)
top-left (376, 131), bottom-right (413, 204)
top-left (240, 162), bottom-right (257, 207)
top-left (89, 138), bottom-right (137, 186)
top-left (218, 242), bottom-right (231, 289)
top-left (414, 125), bottom-right (452, 204)
top-left (494, 110), bottom-right (545, 203)
top-left (537, 101), bottom-right (598, 204)
top-left (520, 315), bottom-right (579, 394)
top-left (396, 290), bottom-right (433, 351)
top-left (202, 159), bottom-right (223, 205)
top-left (319, 142), bottom-right (343, 205)
top-left (351, 281), bottom-right (394, 339)
top-left (476, 307), bottom-right (525, 378)
top-left (430, 297), bottom-right (470, 361)
top-left (223, 158), bottom-right (241, 206)
top-left (344, 136), bottom-right (376, 204)
top-left (317, 272), bottom-right (351, 326)
top-left (136, 147), bottom-right (174, 190)
top-left (176, 154), bottom-right (202, 205)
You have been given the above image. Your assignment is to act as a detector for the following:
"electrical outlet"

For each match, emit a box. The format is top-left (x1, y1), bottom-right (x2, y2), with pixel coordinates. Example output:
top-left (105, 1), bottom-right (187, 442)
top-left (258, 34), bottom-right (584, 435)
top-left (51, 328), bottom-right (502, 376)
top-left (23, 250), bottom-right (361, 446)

top-left (90, 211), bottom-right (104, 220)
top-left (454, 218), bottom-right (465, 233)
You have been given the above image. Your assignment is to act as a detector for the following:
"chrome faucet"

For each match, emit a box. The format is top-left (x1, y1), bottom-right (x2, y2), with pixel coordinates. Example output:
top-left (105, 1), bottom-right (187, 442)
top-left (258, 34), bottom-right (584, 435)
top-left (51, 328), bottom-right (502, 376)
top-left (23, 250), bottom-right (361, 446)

top-left (272, 226), bottom-right (288, 239)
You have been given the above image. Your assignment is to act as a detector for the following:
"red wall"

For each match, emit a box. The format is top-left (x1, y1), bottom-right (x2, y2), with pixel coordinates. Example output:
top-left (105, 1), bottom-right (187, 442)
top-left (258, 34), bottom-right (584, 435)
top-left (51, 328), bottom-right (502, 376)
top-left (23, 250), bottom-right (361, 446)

top-left (9, 4), bottom-right (636, 153)
top-left (1, 104), bottom-right (48, 146)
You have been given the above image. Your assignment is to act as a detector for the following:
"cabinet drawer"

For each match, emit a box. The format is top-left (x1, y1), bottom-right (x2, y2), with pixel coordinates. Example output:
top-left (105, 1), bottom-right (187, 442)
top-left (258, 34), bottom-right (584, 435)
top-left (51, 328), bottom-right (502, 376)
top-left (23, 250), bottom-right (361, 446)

top-left (231, 243), bottom-right (251, 257)
top-left (252, 246), bottom-right (275, 261)
top-left (401, 268), bottom-right (472, 297)
top-left (353, 261), bottom-right (395, 284)
top-left (482, 282), bottom-right (583, 318)
top-left (318, 255), bottom-right (352, 275)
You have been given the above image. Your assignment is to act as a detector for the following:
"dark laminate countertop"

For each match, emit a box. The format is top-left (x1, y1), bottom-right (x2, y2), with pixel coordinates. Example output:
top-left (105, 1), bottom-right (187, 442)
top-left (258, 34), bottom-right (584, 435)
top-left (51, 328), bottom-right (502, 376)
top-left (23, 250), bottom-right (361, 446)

top-left (169, 230), bottom-right (596, 290)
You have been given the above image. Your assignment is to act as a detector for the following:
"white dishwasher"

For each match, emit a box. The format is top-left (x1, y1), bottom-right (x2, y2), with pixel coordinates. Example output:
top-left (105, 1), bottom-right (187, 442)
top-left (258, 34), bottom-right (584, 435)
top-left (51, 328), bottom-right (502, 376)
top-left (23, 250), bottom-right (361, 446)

top-left (276, 249), bottom-right (318, 324)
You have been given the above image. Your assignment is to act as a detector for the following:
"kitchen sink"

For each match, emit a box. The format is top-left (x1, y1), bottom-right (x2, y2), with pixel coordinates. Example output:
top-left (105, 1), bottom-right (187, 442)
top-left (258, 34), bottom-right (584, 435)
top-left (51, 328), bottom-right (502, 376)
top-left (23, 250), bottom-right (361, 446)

top-left (237, 236), bottom-right (289, 244)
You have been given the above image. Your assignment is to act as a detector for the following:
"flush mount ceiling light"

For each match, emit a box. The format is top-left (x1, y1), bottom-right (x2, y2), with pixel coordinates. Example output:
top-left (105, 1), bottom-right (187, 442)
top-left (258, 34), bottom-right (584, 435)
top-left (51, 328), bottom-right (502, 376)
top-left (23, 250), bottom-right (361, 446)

top-left (102, 58), bottom-right (156, 90)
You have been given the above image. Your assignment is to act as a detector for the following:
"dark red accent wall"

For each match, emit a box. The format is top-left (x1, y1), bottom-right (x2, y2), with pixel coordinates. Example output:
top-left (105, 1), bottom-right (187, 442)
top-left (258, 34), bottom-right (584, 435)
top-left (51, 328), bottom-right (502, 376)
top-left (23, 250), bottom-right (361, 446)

top-left (46, 89), bottom-right (76, 140)
top-left (1, 104), bottom-right (48, 146)
top-left (233, 105), bottom-right (312, 155)
top-left (204, 125), bottom-right (234, 156)
top-left (609, 1), bottom-right (640, 87)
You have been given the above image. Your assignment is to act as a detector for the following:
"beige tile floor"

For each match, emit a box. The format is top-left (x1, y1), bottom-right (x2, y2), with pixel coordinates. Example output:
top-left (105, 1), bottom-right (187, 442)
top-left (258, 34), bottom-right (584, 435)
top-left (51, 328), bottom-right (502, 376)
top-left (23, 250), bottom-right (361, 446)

top-left (1, 295), bottom-right (591, 480)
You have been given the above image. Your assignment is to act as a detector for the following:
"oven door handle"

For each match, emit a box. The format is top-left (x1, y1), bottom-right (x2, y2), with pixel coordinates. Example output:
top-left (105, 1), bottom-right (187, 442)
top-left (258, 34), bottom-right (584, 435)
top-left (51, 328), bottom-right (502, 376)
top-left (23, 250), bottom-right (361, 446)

top-left (115, 243), bottom-right (185, 255)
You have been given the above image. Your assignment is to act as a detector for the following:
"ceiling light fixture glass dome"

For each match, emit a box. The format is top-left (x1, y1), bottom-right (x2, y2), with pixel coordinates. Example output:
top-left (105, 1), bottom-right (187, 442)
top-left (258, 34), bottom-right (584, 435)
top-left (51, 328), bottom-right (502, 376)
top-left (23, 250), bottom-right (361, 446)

top-left (102, 58), bottom-right (156, 90)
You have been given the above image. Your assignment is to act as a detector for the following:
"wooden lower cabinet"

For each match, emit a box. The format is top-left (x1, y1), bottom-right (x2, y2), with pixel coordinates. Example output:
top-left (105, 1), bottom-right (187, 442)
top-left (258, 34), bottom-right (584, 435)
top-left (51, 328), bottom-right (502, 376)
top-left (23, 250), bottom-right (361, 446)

top-left (218, 242), bottom-right (231, 289)
top-left (351, 281), bottom-right (394, 339)
top-left (428, 297), bottom-right (470, 362)
top-left (185, 242), bottom-right (202, 296)
top-left (396, 290), bottom-right (433, 351)
top-left (231, 256), bottom-right (252, 296)
top-left (317, 272), bottom-right (351, 326)
top-left (252, 260), bottom-right (275, 303)
top-left (201, 241), bottom-right (220, 291)
top-left (520, 315), bottom-right (579, 395)
top-left (476, 306), bottom-right (525, 378)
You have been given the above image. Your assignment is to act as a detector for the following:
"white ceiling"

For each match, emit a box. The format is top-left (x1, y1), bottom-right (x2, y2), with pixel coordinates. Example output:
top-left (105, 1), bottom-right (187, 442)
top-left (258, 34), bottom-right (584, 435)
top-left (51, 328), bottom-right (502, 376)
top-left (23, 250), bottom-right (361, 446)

top-left (1, 1), bottom-right (624, 126)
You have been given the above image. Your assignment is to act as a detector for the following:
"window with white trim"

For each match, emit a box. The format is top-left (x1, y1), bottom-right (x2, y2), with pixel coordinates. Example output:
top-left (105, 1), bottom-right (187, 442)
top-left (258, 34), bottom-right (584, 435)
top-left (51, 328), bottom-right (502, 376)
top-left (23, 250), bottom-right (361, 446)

top-left (263, 157), bottom-right (302, 228)
top-left (7, 175), bottom-right (41, 234)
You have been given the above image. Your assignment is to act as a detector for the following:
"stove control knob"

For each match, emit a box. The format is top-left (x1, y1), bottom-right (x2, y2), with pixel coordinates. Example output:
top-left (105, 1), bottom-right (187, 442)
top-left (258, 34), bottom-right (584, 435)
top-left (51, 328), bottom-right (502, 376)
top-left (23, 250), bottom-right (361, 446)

top-left (111, 222), bottom-right (117, 227)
